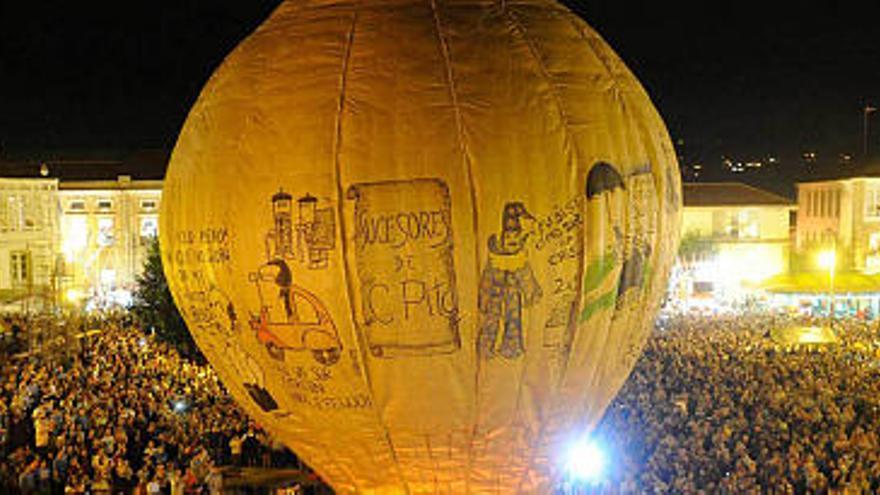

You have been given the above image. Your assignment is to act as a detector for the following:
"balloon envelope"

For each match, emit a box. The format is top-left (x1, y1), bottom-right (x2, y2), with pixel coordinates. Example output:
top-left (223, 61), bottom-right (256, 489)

top-left (160, 0), bottom-right (681, 492)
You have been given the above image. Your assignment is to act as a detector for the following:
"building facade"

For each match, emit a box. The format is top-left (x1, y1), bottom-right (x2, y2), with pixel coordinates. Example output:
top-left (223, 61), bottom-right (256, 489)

top-left (0, 178), bottom-right (60, 309)
top-left (675, 182), bottom-right (796, 304)
top-left (0, 174), bottom-right (160, 311)
top-left (58, 176), bottom-right (161, 306)
top-left (797, 177), bottom-right (880, 272)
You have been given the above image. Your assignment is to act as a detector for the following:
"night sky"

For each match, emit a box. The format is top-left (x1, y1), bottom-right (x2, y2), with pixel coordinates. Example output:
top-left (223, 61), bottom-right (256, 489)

top-left (1, 2), bottom-right (879, 194)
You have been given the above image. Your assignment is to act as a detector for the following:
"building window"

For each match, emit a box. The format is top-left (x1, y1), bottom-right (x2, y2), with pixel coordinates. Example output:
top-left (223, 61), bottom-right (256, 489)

top-left (100, 269), bottom-right (116, 289)
top-left (739, 210), bottom-right (759, 238)
top-left (69, 200), bottom-right (86, 211)
top-left (141, 200), bottom-right (157, 210)
top-left (868, 233), bottom-right (880, 273)
top-left (717, 210), bottom-right (759, 239)
top-left (693, 281), bottom-right (714, 295)
top-left (97, 218), bottom-right (115, 247)
top-left (64, 217), bottom-right (88, 254)
top-left (7, 197), bottom-right (21, 231)
top-left (140, 217), bottom-right (158, 241)
top-left (871, 232), bottom-right (880, 252)
top-left (10, 251), bottom-right (31, 286)
top-left (97, 199), bottom-right (113, 210)
top-left (865, 188), bottom-right (880, 218)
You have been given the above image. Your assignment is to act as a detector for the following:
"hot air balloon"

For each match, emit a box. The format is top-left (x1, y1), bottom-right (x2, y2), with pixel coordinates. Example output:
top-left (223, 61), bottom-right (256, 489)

top-left (159, 0), bottom-right (681, 492)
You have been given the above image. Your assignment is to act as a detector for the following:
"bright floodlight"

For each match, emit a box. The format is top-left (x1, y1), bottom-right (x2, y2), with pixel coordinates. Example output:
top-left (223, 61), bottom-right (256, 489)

top-left (565, 439), bottom-right (605, 482)
top-left (65, 289), bottom-right (82, 303)
top-left (817, 250), bottom-right (836, 270)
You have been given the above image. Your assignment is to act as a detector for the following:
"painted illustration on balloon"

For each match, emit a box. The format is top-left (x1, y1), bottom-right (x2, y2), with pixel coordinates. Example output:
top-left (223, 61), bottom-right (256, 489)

top-left (615, 169), bottom-right (662, 370)
top-left (222, 302), bottom-right (280, 412)
top-left (578, 162), bottom-right (659, 323)
top-left (580, 162), bottom-right (627, 323)
top-left (265, 189), bottom-right (336, 270)
top-left (347, 178), bottom-right (461, 358)
top-left (247, 191), bottom-right (343, 366)
top-left (616, 241), bottom-right (652, 308)
top-left (666, 164), bottom-right (681, 214)
top-left (181, 285), bottom-right (281, 413)
top-left (614, 167), bottom-right (659, 311)
top-left (478, 201), bottom-right (543, 360)
top-left (531, 195), bottom-right (583, 363)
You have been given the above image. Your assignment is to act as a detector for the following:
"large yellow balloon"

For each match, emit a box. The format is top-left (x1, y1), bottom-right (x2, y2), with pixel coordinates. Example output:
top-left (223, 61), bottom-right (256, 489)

top-left (160, 0), bottom-right (681, 492)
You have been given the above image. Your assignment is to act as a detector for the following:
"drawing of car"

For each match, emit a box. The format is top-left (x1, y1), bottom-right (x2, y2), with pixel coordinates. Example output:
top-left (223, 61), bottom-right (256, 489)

top-left (248, 262), bottom-right (342, 366)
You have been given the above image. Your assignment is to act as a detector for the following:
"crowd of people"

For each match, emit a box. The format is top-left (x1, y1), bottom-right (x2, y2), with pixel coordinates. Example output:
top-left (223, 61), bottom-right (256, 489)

top-left (0, 318), bottom-right (302, 494)
top-left (8, 306), bottom-right (880, 493)
top-left (595, 311), bottom-right (880, 493)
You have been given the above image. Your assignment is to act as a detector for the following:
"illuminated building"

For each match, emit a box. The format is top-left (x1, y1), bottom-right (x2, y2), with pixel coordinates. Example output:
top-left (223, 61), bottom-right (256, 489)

top-left (760, 172), bottom-right (880, 317)
top-left (0, 178), bottom-right (60, 310)
top-left (0, 152), bottom-right (164, 311)
top-left (676, 182), bottom-right (795, 304)
top-left (58, 176), bottom-right (161, 308)
top-left (797, 167), bottom-right (880, 273)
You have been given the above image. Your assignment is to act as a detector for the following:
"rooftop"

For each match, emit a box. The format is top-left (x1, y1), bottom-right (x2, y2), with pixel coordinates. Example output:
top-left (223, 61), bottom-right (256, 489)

top-left (0, 149), bottom-right (168, 182)
top-left (797, 159), bottom-right (880, 184)
top-left (683, 182), bottom-right (795, 207)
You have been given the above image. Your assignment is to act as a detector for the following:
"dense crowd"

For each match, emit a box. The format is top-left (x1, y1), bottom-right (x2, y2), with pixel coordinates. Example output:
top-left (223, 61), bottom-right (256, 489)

top-left (595, 312), bottom-right (880, 493)
top-left (0, 319), bottom-right (300, 494)
top-left (8, 307), bottom-right (880, 493)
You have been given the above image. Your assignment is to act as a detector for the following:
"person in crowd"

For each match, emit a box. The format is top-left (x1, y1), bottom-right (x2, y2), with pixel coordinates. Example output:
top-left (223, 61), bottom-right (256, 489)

top-left (228, 434), bottom-right (243, 468)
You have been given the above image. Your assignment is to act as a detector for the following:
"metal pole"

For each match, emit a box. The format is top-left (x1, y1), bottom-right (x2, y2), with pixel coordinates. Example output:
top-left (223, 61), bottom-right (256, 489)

top-left (828, 258), bottom-right (835, 329)
top-left (867, 105), bottom-right (878, 159)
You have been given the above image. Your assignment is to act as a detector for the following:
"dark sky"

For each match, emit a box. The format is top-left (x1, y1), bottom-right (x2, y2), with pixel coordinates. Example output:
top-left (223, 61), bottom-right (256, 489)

top-left (581, 3), bottom-right (880, 179)
top-left (1, 2), bottom-right (879, 191)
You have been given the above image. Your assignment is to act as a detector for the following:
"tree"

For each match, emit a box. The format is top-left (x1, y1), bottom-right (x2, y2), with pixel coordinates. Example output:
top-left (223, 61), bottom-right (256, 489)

top-left (677, 230), bottom-right (717, 265)
top-left (131, 236), bottom-right (204, 362)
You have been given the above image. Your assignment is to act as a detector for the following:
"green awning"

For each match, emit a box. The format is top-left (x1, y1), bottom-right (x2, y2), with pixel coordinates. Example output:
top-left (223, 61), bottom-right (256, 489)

top-left (760, 271), bottom-right (880, 294)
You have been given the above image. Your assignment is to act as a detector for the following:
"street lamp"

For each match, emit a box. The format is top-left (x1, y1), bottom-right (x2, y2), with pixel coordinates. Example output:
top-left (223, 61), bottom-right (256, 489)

top-left (817, 249), bottom-right (836, 328)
